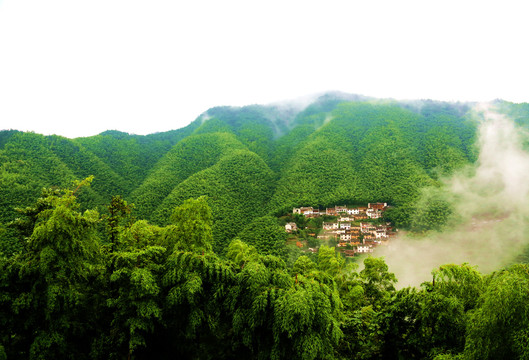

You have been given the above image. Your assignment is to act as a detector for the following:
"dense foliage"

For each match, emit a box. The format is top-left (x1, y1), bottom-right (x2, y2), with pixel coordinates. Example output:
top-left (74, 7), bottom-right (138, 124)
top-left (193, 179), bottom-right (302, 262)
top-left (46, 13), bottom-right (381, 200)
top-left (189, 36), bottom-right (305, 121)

top-left (1, 182), bottom-right (527, 359)
top-left (1, 94), bottom-right (529, 358)
top-left (0, 95), bottom-right (483, 253)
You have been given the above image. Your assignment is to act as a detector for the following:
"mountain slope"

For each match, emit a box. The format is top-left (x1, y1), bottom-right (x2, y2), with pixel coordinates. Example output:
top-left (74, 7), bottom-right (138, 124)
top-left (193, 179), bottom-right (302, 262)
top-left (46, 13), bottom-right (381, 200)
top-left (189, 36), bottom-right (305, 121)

top-left (152, 149), bottom-right (276, 253)
top-left (3, 93), bottom-right (522, 255)
top-left (129, 132), bottom-right (248, 219)
top-left (269, 102), bottom-right (476, 212)
top-left (74, 122), bottom-right (199, 193)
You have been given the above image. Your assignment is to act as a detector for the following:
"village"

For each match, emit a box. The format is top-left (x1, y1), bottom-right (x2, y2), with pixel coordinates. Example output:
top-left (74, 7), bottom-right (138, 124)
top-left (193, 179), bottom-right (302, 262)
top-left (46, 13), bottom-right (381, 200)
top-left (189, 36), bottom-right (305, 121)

top-left (284, 203), bottom-right (397, 258)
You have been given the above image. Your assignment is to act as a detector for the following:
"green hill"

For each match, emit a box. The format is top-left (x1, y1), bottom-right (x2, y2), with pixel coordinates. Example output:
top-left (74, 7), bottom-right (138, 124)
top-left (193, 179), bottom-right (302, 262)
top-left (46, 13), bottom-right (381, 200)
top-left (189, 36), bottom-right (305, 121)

top-left (2, 93), bottom-right (523, 255)
top-left (152, 149), bottom-right (276, 253)
top-left (74, 124), bottom-right (199, 194)
top-left (269, 102), bottom-right (476, 213)
top-left (129, 132), bottom-right (248, 220)
top-left (3, 94), bottom-right (529, 359)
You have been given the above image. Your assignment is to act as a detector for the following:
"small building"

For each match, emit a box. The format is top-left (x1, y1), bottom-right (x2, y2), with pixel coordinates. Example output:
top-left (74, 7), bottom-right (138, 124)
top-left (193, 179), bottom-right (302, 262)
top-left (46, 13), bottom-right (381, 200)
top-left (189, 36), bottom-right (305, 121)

top-left (323, 222), bottom-right (339, 230)
top-left (355, 213), bottom-right (368, 220)
top-left (326, 208), bottom-right (337, 216)
top-left (360, 223), bottom-right (375, 233)
top-left (343, 249), bottom-right (355, 257)
top-left (285, 222), bottom-right (298, 233)
top-left (340, 233), bottom-right (352, 241)
top-left (300, 207), bottom-right (314, 215)
top-left (318, 234), bottom-right (334, 240)
top-left (368, 202), bottom-right (387, 210)
top-left (335, 205), bottom-right (348, 213)
top-left (364, 234), bottom-right (376, 241)
top-left (340, 222), bottom-right (351, 230)
top-left (375, 229), bottom-right (387, 239)
top-left (366, 208), bottom-right (382, 219)
top-left (347, 208), bottom-right (360, 215)
top-left (356, 245), bottom-right (373, 253)
top-left (293, 207), bottom-right (314, 216)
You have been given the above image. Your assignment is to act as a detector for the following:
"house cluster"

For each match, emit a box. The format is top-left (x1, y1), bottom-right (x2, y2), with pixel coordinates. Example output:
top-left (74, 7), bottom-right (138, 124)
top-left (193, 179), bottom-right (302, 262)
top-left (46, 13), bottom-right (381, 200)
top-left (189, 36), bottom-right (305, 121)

top-left (293, 203), bottom-right (388, 220)
top-left (288, 203), bottom-right (396, 257)
top-left (319, 221), bottom-right (395, 255)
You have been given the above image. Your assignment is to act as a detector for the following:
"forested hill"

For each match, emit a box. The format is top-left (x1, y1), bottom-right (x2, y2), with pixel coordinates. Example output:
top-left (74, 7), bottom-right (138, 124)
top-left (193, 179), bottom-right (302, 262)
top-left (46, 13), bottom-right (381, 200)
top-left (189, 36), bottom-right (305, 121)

top-left (1, 94), bottom-right (527, 254)
top-left (4, 95), bottom-right (529, 359)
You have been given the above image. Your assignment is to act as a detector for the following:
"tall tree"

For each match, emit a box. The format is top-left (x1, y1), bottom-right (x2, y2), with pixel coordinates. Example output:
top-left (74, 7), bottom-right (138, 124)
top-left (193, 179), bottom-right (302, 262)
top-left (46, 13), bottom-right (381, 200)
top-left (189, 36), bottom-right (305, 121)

top-left (163, 196), bottom-right (213, 254)
top-left (1, 177), bottom-right (100, 359)
top-left (465, 264), bottom-right (529, 360)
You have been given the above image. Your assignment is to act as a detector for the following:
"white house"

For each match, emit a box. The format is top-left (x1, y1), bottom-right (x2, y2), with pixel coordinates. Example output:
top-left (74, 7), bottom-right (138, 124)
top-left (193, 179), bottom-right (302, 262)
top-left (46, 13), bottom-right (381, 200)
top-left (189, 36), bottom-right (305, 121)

top-left (375, 229), bottom-right (387, 239)
top-left (285, 222), bottom-right (298, 233)
top-left (366, 209), bottom-right (382, 219)
top-left (293, 207), bottom-right (315, 215)
top-left (340, 233), bottom-right (352, 241)
top-left (356, 245), bottom-right (373, 253)
top-left (340, 222), bottom-right (351, 230)
top-left (347, 208), bottom-right (360, 215)
top-left (323, 222), bottom-right (339, 230)
top-left (335, 205), bottom-right (347, 213)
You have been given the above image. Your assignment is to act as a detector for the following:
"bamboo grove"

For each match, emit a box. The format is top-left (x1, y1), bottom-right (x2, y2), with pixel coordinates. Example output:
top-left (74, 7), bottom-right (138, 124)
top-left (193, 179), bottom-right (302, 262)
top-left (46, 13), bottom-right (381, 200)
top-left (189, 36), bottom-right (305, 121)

top-left (2, 179), bottom-right (529, 360)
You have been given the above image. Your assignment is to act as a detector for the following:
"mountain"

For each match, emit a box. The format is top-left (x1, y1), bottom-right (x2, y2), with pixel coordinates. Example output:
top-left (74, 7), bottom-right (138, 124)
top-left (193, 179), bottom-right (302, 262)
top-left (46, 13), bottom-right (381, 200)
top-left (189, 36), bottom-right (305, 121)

top-left (1, 93), bottom-right (523, 255)
top-left (152, 149), bottom-right (276, 254)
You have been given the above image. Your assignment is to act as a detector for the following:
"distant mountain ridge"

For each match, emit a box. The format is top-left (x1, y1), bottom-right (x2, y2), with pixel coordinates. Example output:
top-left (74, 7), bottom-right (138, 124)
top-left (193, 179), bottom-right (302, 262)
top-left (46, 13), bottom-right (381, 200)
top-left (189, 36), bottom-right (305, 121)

top-left (2, 93), bottom-right (528, 253)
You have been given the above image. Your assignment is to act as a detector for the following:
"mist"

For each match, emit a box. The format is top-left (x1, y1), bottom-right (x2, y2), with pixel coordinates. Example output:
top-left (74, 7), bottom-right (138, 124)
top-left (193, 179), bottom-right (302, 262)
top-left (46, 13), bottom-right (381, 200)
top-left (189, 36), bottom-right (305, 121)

top-left (379, 103), bottom-right (529, 287)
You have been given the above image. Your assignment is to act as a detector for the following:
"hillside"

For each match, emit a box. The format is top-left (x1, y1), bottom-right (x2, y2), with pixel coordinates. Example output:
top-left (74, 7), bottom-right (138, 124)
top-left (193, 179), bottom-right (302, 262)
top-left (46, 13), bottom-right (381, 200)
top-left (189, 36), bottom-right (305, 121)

top-left (2, 94), bottom-right (529, 359)
top-left (0, 94), bottom-right (520, 255)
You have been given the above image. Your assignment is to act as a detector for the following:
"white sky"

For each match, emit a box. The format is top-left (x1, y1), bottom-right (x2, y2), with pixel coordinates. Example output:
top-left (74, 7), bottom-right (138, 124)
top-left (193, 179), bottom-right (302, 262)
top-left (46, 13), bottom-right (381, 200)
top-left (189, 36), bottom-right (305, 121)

top-left (0, 0), bottom-right (528, 138)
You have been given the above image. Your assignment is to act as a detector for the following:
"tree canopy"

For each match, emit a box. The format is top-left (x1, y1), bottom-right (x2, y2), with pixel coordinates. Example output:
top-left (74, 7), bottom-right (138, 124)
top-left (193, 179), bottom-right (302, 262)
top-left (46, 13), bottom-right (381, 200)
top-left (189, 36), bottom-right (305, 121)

top-left (0, 178), bottom-right (527, 359)
top-left (1, 95), bottom-right (528, 358)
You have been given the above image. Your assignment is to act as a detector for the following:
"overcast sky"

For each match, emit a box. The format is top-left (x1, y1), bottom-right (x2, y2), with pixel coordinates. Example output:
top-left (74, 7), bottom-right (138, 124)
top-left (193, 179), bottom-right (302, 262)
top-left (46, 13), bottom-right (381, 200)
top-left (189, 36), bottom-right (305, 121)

top-left (0, 0), bottom-right (528, 138)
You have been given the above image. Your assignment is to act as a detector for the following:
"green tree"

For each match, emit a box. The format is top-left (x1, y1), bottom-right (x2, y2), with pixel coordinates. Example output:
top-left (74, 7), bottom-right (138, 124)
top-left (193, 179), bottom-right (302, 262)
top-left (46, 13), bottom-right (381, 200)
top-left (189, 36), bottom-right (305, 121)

top-left (161, 250), bottom-right (234, 359)
top-left (104, 195), bottom-right (134, 252)
top-left (317, 245), bottom-right (346, 278)
top-left (163, 196), bottom-right (213, 254)
top-left (237, 216), bottom-right (287, 259)
top-left (465, 264), bottom-right (529, 360)
top-left (1, 177), bottom-right (100, 359)
top-left (225, 241), bottom-right (343, 360)
top-left (292, 255), bottom-right (317, 276)
top-left (103, 225), bottom-right (165, 359)
top-left (359, 257), bottom-right (397, 306)
top-left (431, 263), bottom-right (483, 311)
top-left (378, 287), bottom-right (466, 360)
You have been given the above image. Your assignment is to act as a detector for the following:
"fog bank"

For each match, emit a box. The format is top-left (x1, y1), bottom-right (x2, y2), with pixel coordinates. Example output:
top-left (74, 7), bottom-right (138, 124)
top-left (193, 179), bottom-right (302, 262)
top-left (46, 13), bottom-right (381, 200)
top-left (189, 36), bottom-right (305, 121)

top-left (380, 103), bottom-right (529, 287)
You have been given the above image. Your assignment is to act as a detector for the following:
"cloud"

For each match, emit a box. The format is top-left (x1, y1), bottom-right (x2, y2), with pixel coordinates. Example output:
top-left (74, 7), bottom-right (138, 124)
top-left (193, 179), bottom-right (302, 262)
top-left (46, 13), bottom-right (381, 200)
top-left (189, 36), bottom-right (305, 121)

top-left (379, 102), bottom-right (529, 287)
